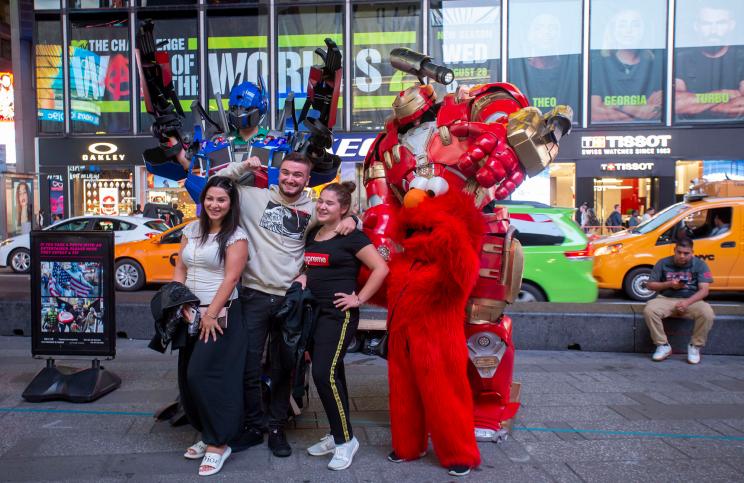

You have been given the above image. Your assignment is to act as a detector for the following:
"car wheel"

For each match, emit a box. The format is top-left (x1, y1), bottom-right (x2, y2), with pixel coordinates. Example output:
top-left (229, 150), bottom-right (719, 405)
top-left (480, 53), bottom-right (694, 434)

top-left (115, 259), bottom-right (145, 291)
top-left (623, 267), bottom-right (655, 301)
top-left (9, 248), bottom-right (31, 274)
top-left (346, 334), bottom-right (362, 353)
top-left (517, 282), bottom-right (546, 302)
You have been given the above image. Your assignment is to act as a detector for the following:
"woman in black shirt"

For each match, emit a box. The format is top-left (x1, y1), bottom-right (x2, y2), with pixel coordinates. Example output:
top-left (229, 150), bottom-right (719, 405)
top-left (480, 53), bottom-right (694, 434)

top-left (299, 181), bottom-right (388, 471)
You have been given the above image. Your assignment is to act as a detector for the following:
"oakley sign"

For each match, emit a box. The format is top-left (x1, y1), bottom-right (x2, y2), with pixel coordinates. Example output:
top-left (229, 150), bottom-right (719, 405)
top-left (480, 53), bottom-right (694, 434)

top-left (581, 134), bottom-right (672, 156)
top-left (82, 142), bottom-right (126, 161)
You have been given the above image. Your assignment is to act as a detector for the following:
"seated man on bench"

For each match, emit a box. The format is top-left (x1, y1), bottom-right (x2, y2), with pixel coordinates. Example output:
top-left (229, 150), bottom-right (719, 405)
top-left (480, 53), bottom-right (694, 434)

top-left (643, 238), bottom-right (715, 364)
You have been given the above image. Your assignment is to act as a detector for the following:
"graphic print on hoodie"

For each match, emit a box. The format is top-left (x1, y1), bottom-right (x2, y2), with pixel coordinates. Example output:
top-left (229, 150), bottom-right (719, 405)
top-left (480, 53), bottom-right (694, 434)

top-left (259, 201), bottom-right (312, 240)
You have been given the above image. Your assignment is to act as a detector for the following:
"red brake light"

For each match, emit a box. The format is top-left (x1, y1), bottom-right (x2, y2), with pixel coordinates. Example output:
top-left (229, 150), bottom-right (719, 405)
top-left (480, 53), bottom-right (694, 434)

top-left (564, 243), bottom-right (593, 260)
top-left (145, 232), bottom-right (159, 239)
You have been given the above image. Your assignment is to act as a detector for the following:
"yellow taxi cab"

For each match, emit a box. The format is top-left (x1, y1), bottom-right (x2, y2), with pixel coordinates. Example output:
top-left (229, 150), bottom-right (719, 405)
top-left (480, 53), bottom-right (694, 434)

top-left (593, 194), bottom-right (744, 300)
top-left (114, 221), bottom-right (189, 291)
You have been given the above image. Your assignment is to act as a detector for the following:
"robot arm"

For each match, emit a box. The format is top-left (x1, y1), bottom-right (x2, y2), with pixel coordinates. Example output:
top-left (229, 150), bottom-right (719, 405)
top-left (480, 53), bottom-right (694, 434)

top-left (294, 39), bottom-right (343, 186)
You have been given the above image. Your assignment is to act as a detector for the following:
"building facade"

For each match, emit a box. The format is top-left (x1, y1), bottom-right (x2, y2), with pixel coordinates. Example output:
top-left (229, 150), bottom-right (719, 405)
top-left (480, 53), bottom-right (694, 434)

top-left (19, 0), bottom-right (744, 232)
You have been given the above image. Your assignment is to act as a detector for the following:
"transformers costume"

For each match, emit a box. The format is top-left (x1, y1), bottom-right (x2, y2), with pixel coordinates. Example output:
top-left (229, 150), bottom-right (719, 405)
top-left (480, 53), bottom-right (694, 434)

top-left (136, 20), bottom-right (342, 202)
top-left (362, 48), bottom-right (572, 470)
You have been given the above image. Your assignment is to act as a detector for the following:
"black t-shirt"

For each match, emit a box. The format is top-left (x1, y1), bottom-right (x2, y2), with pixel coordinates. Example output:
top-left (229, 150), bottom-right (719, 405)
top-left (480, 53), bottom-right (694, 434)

top-left (304, 228), bottom-right (372, 301)
top-left (508, 55), bottom-right (581, 115)
top-left (648, 255), bottom-right (714, 299)
top-left (591, 49), bottom-right (663, 114)
top-left (675, 46), bottom-right (744, 121)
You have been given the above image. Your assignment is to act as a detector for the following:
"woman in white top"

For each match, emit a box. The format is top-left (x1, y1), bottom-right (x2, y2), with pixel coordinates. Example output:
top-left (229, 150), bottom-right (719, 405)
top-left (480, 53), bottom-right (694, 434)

top-left (174, 176), bottom-right (249, 476)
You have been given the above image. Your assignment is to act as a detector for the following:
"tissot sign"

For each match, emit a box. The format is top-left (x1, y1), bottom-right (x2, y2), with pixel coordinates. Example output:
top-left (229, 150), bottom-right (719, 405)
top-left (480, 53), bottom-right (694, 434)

top-left (581, 134), bottom-right (672, 156)
top-left (38, 137), bottom-right (142, 167)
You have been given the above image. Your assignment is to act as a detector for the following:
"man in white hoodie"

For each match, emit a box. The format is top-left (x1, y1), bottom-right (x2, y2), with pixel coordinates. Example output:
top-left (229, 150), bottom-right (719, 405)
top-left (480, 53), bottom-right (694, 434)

top-left (218, 152), bottom-right (356, 457)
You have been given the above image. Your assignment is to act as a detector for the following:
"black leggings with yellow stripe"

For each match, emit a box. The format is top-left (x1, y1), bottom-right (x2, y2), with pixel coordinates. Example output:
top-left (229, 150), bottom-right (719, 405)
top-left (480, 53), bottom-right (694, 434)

top-left (310, 301), bottom-right (359, 445)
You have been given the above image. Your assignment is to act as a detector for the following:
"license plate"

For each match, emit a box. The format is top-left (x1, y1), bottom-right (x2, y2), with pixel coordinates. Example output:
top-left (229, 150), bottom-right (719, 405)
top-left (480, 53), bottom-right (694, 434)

top-left (473, 356), bottom-right (498, 368)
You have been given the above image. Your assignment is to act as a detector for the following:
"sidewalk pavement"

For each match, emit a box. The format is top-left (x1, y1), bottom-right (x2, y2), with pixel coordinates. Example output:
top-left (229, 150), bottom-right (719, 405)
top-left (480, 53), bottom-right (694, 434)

top-left (1, 336), bottom-right (744, 482)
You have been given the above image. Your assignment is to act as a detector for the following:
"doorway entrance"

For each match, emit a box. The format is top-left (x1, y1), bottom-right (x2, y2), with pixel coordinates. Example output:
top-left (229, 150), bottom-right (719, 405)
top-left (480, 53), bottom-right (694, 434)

top-left (593, 177), bottom-right (658, 226)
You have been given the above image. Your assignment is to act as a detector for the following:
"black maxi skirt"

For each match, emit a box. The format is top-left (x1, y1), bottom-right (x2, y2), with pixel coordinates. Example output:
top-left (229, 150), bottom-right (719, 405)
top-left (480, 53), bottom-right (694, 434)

top-left (180, 299), bottom-right (247, 445)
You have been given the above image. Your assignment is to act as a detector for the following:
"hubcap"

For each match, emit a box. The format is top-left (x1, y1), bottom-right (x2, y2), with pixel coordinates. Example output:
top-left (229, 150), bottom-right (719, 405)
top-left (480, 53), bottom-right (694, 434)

top-left (116, 264), bottom-right (139, 289)
top-left (516, 289), bottom-right (537, 303)
top-left (12, 251), bottom-right (30, 272)
top-left (633, 273), bottom-right (653, 299)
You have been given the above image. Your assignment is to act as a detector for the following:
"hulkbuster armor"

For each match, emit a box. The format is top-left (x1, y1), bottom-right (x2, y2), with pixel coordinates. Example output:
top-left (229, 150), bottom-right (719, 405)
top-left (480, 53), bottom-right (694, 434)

top-left (362, 51), bottom-right (572, 442)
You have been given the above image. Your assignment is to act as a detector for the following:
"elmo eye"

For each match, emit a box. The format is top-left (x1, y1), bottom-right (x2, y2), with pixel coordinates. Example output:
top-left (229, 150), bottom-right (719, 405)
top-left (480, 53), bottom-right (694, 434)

top-left (409, 176), bottom-right (428, 191)
top-left (426, 176), bottom-right (449, 196)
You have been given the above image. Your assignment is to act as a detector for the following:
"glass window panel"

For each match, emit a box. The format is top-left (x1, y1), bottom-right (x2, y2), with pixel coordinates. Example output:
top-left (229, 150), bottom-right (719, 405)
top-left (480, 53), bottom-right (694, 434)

top-left (589, 0), bottom-right (666, 124)
top-left (430, 0), bottom-right (501, 97)
top-left (36, 18), bottom-right (64, 133)
top-left (137, 15), bottom-right (199, 134)
top-left (138, 1), bottom-right (198, 5)
top-left (35, 1), bottom-right (61, 9)
top-left (674, 1), bottom-right (744, 123)
top-left (508, 0), bottom-right (581, 120)
top-left (206, 8), bottom-right (268, 124)
top-left (69, 16), bottom-right (132, 134)
top-left (276, 5), bottom-right (343, 129)
top-left (68, 0), bottom-right (128, 8)
top-left (352, 3), bottom-right (421, 131)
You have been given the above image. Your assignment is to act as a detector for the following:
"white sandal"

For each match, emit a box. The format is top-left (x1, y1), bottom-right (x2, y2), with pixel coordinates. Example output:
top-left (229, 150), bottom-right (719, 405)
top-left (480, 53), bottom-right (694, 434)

top-left (184, 440), bottom-right (207, 459)
top-left (199, 447), bottom-right (231, 476)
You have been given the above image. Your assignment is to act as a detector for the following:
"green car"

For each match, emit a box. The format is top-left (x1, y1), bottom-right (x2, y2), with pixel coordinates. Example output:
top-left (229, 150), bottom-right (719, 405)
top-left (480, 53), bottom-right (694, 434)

top-left (489, 201), bottom-right (598, 303)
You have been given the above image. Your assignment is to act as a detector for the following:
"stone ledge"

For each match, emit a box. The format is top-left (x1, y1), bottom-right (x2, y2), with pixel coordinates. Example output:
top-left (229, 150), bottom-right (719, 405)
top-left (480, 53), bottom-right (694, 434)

top-left (2, 301), bottom-right (742, 355)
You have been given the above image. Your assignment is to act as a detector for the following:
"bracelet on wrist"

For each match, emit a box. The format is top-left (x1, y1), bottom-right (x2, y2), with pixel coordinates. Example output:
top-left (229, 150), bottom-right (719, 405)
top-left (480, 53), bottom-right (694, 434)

top-left (206, 311), bottom-right (218, 320)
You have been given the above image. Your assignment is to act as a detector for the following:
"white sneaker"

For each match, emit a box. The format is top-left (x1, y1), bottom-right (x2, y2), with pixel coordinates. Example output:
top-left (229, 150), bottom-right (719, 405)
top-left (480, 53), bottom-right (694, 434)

top-left (652, 344), bottom-right (672, 361)
top-left (328, 436), bottom-right (359, 471)
top-left (687, 344), bottom-right (701, 364)
top-left (307, 434), bottom-right (335, 456)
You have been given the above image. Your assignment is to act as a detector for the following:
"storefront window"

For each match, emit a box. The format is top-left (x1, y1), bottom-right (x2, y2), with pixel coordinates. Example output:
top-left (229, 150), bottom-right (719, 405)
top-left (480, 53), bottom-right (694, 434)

top-left (508, 0), bottom-right (581, 119)
top-left (36, 18), bottom-right (64, 134)
top-left (206, 8), bottom-right (268, 123)
top-left (352, 3), bottom-right (421, 131)
top-left (675, 160), bottom-right (703, 196)
top-left (5, 178), bottom-right (35, 237)
top-left (674, 1), bottom-right (744, 123)
top-left (70, 168), bottom-right (134, 216)
top-left (68, 0), bottom-right (128, 7)
top-left (277, 5), bottom-right (343, 129)
top-left (35, 0), bottom-right (60, 9)
top-left (138, 14), bottom-right (199, 134)
top-left (589, 0), bottom-right (666, 124)
top-left (430, 0), bottom-right (500, 96)
top-left (69, 15), bottom-right (132, 134)
top-left (549, 163), bottom-right (575, 208)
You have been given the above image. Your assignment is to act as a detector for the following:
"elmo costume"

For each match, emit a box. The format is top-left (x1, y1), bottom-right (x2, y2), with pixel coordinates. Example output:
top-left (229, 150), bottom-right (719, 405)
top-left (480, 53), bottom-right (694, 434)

top-left (386, 189), bottom-right (484, 470)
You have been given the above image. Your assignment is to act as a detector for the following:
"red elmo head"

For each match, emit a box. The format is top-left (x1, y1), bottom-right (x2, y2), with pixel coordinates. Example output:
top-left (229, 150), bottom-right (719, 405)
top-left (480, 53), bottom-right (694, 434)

top-left (392, 190), bottom-right (484, 267)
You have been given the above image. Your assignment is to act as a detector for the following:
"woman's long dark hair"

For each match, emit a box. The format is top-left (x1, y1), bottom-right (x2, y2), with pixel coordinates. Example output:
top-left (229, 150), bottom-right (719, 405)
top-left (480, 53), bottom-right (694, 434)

top-left (198, 176), bottom-right (241, 264)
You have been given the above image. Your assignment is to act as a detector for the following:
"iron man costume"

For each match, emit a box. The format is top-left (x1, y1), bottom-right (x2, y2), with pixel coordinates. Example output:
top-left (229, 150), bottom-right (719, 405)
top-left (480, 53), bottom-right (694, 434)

top-left (362, 80), bottom-right (572, 442)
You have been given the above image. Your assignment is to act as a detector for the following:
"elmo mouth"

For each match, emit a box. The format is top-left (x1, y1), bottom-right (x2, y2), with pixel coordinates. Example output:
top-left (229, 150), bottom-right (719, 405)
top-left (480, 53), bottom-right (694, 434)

top-left (405, 226), bottom-right (432, 239)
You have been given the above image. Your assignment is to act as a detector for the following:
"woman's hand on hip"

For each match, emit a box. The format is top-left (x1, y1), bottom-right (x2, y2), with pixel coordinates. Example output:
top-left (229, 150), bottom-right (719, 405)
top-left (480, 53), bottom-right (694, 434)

top-left (200, 315), bottom-right (223, 343)
top-left (334, 291), bottom-right (361, 311)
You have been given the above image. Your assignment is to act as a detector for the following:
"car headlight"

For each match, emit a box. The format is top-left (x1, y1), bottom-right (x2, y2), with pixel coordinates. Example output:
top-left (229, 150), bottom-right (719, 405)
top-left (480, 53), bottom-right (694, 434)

top-left (595, 243), bottom-right (622, 256)
top-left (0, 239), bottom-right (13, 247)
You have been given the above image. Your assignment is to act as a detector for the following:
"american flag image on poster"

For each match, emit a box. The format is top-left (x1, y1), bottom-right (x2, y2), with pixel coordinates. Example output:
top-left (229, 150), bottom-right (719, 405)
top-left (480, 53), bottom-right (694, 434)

top-left (48, 262), bottom-right (93, 297)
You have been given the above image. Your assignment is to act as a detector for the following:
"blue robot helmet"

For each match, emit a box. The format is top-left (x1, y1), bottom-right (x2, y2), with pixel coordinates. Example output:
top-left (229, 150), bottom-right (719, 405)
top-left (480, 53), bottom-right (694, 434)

top-left (227, 81), bottom-right (267, 130)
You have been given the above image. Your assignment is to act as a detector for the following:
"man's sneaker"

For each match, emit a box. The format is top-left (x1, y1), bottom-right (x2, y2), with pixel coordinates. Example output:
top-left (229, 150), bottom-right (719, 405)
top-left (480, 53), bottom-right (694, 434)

top-left (652, 344), bottom-right (672, 361)
top-left (268, 428), bottom-right (292, 457)
top-left (229, 426), bottom-right (263, 453)
top-left (687, 344), bottom-right (701, 364)
top-left (448, 465), bottom-right (472, 477)
top-left (387, 450), bottom-right (426, 463)
top-left (307, 434), bottom-right (335, 456)
top-left (328, 436), bottom-right (359, 471)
